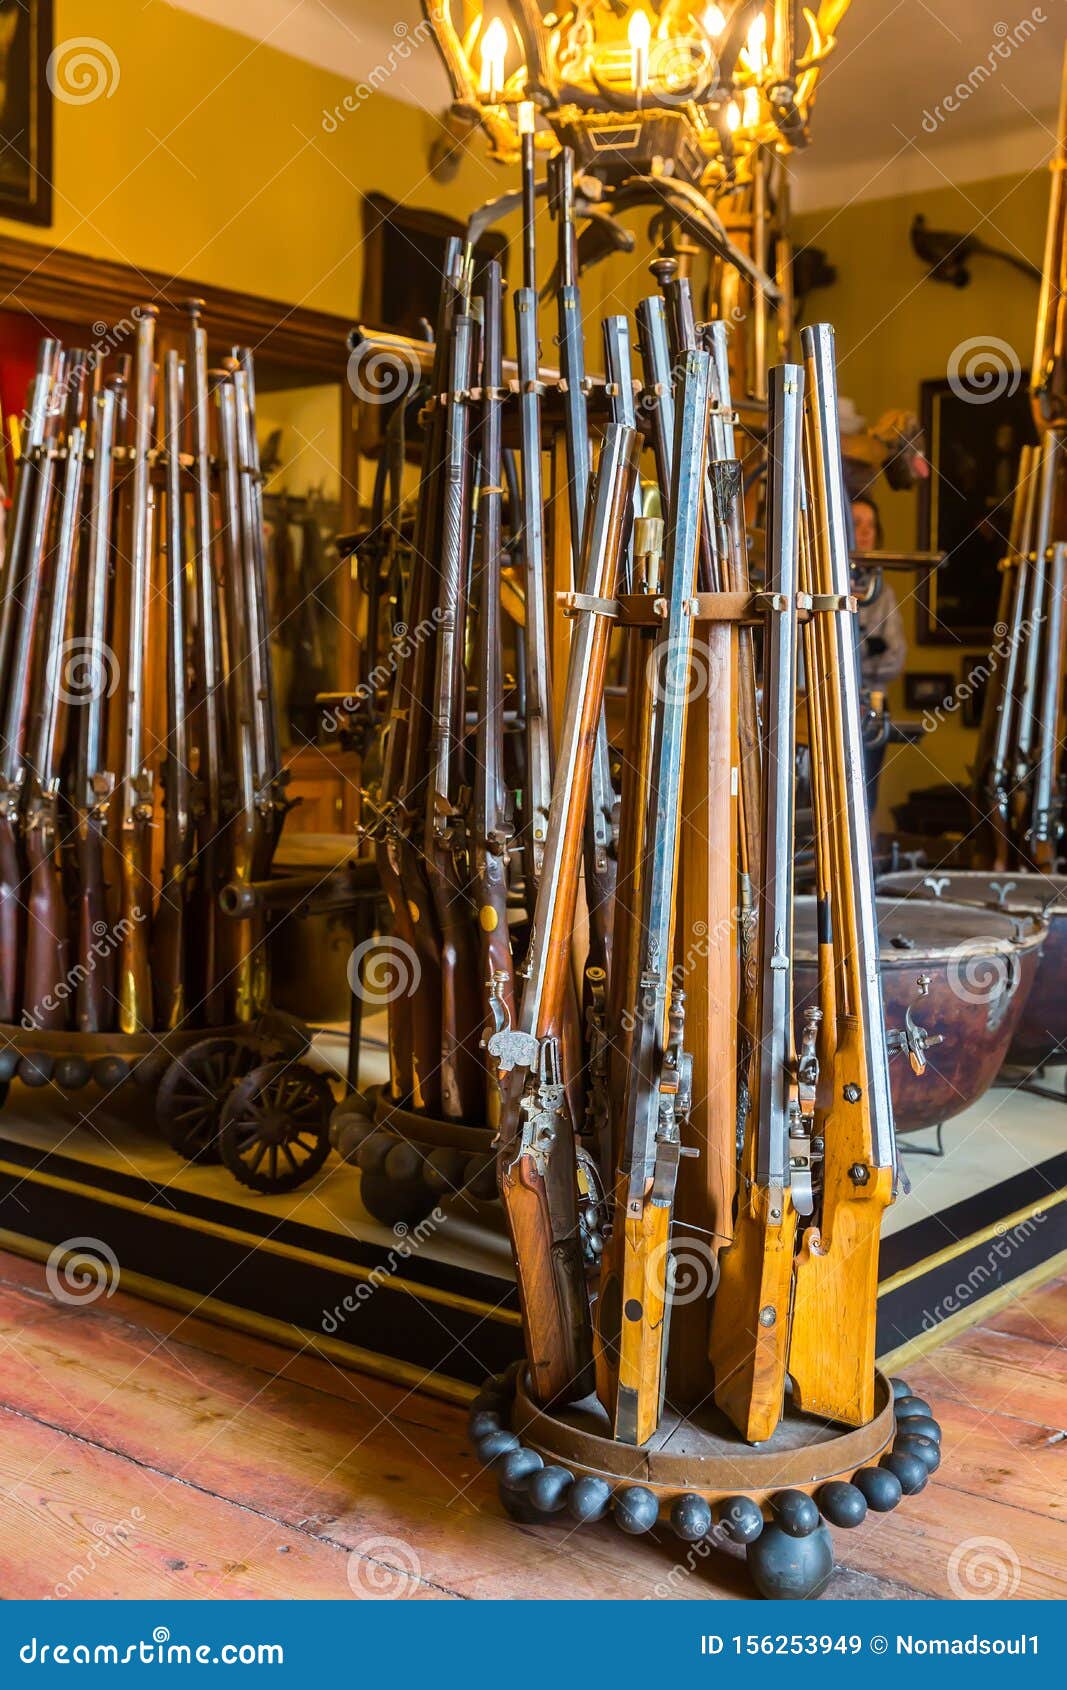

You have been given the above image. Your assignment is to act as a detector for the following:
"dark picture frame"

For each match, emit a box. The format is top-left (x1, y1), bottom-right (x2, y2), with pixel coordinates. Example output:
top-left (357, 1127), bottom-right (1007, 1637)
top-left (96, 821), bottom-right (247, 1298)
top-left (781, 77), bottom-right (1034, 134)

top-left (0, 0), bottom-right (54, 226)
top-left (915, 371), bottom-right (1037, 646)
top-left (904, 671), bottom-right (954, 712)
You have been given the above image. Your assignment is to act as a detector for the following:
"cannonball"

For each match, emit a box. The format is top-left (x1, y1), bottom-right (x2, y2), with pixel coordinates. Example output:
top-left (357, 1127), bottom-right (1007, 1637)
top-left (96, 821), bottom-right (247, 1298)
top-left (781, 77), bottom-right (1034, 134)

top-left (895, 1433), bottom-right (941, 1474)
top-left (467, 1409), bottom-right (501, 1441)
top-left (894, 1395), bottom-right (932, 1420)
top-left (423, 1148), bottom-right (466, 1194)
top-left (527, 1465), bottom-right (574, 1513)
top-left (568, 1476), bottom-right (613, 1524)
top-left (355, 1131), bottom-right (392, 1174)
top-left (747, 1523), bottom-right (834, 1601)
top-left (54, 1056), bottom-right (91, 1091)
top-left (614, 1486), bottom-right (659, 1535)
top-left (332, 1117), bottom-right (375, 1161)
top-left (383, 1139), bottom-right (424, 1184)
top-left (18, 1053), bottom-right (53, 1087)
top-left (771, 1489), bottom-right (821, 1538)
top-left (497, 1448), bottom-right (543, 1488)
top-left (93, 1055), bottom-right (129, 1090)
top-left (670, 1493), bottom-right (712, 1542)
top-left (880, 1450), bottom-right (928, 1495)
top-left (899, 1414), bottom-right (941, 1445)
top-left (816, 1481), bottom-right (867, 1529)
top-left (853, 1466), bottom-right (902, 1512)
top-left (498, 1479), bottom-right (545, 1524)
top-left (475, 1429), bottom-right (520, 1466)
top-left (889, 1377), bottom-right (913, 1400)
top-left (714, 1495), bottom-right (764, 1544)
top-left (0, 1047), bottom-right (19, 1082)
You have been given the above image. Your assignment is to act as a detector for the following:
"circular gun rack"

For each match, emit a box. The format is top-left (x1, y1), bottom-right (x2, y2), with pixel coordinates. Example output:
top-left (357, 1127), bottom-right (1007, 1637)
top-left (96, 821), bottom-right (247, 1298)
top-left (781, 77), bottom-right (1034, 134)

top-left (469, 1367), bottom-right (943, 1600)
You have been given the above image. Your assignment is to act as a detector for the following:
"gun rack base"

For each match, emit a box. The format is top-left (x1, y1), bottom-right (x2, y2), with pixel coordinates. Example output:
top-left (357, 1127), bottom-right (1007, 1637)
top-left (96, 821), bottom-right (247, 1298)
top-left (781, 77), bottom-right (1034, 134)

top-left (331, 1087), bottom-right (500, 1227)
top-left (470, 1366), bottom-right (941, 1600)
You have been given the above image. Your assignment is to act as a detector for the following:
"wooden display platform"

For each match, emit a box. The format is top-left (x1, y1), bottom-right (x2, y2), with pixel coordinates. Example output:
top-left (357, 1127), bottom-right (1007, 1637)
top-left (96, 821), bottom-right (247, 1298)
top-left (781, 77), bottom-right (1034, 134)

top-left (0, 1080), bottom-right (1063, 1400)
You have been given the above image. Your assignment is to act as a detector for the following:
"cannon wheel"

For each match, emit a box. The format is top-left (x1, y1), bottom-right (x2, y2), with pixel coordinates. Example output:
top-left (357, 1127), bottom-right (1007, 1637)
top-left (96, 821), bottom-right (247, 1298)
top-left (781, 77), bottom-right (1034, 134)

top-left (218, 1060), bottom-right (334, 1194)
top-left (155, 1038), bottom-right (256, 1163)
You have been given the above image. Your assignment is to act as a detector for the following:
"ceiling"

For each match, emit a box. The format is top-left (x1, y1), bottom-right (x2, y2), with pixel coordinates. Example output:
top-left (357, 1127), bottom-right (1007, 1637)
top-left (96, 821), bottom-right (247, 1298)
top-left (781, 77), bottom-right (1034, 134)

top-left (176, 0), bottom-right (1067, 206)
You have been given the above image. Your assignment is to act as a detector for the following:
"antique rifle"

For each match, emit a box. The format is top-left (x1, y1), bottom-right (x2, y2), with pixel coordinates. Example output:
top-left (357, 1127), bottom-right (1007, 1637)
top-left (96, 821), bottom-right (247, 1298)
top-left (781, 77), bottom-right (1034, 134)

top-left (788, 323), bottom-right (896, 1428)
top-left (704, 320), bottom-right (763, 899)
top-left (514, 120), bottom-right (554, 892)
top-left (0, 340), bottom-right (57, 693)
top-left (422, 305), bottom-right (484, 1122)
top-left (636, 296), bottom-right (676, 499)
top-left (979, 447), bottom-right (1037, 863)
top-left (23, 361), bottom-right (90, 1028)
top-left (73, 380), bottom-right (119, 1032)
top-left (593, 351), bottom-right (712, 1447)
top-left (1010, 428), bottom-right (1060, 836)
top-left (470, 259), bottom-right (515, 1059)
top-left (230, 353), bottom-right (288, 856)
top-left (1031, 538), bottom-right (1067, 867)
top-left (116, 309), bottom-right (158, 1035)
top-left (488, 421), bottom-right (640, 1408)
top-left (152, 351), bottom-right (195, 1029)
top-left (215, 366), bottom-right (266, 1022)
top-left (660, 273), bottom-right (722, 594)
top-left (186, 300), bottom-right (227, 1025)
top-left (0, 349), bottom-right (64, 1023)
top-left (708, 362), bottom-right (806, 1443)
top-left (371, 238), bottom-right (464, 1111)
top-left (550, 146), bottom-right (617, 981)
top-left (1031, 42), bottom-right (1067, 434)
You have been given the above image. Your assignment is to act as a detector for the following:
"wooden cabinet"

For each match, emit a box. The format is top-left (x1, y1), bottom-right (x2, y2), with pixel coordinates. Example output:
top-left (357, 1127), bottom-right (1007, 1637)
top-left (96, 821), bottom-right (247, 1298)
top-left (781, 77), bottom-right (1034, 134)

top-left (282, 745), bottom-right (363, 835)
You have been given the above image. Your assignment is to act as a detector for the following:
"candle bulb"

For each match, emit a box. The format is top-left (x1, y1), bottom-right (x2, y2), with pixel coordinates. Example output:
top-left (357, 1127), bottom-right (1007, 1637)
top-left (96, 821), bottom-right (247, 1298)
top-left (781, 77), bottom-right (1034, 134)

top-left (628, 9), bottom-right (651, 96)
top-left (479, 17), bottom-right (508, 101)
top-left (703, 4), bottom-right (725, 35)
top-left (746, 10), bottom-right (768, 72)
top-left (517, 99), bottom-right (535, 136)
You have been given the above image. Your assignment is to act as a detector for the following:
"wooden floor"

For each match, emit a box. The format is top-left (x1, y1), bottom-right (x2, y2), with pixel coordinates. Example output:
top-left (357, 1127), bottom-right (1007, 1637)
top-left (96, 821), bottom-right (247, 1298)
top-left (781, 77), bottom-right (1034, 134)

top-left (0, 1246), bottom-right (1063, 1600)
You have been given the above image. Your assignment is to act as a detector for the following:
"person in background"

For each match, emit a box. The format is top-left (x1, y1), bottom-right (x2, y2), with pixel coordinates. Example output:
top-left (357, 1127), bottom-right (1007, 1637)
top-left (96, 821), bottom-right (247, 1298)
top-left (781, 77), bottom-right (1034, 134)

top-left (851, 492), bottom-right (908, 688)
top-left (850, 491), bottom-right (908, 813)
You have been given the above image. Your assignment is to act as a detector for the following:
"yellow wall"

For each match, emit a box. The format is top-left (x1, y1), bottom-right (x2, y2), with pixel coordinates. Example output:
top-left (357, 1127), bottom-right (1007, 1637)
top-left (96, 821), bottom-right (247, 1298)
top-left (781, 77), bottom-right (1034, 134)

top-left (794, 168), bottom-right (1049, 831)
top-left (1, 0), bottom-right (508, 316)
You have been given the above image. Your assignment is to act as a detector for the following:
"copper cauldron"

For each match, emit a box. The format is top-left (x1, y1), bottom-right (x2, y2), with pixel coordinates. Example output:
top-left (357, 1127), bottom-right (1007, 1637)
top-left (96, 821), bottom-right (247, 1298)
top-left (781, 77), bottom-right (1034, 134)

top-left (878, 870), bottom-right (1066, 1070)
top-left (793, 895), bottom-right (1047, 1132)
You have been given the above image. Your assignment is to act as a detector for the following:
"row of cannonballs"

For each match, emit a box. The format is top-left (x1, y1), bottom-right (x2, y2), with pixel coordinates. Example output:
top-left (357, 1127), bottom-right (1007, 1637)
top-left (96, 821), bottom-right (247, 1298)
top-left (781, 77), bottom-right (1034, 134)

top-left (468, 1367), bottom-right (943, 1599)
top-left (330, 1098), bottom-right (498, 1223)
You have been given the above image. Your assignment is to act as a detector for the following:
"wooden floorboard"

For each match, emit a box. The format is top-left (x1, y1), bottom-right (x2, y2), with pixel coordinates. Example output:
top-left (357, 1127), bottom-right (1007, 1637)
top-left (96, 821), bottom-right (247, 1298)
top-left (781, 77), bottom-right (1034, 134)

top-left (0, 1250), bottom-right (1063, 1600)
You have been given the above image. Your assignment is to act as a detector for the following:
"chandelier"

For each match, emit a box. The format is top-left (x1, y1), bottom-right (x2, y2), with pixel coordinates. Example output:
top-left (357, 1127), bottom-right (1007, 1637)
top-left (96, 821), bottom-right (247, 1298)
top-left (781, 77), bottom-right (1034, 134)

top-left (423, 1), bottom-right (853, 188)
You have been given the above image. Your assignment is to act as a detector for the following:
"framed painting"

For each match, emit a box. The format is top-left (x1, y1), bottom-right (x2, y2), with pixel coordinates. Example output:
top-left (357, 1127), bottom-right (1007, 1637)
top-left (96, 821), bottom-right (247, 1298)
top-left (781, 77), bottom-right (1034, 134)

top-left (0, 0), bottom-right (53, 227)
top-left (915, 371), bottom-right (1037, 646)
